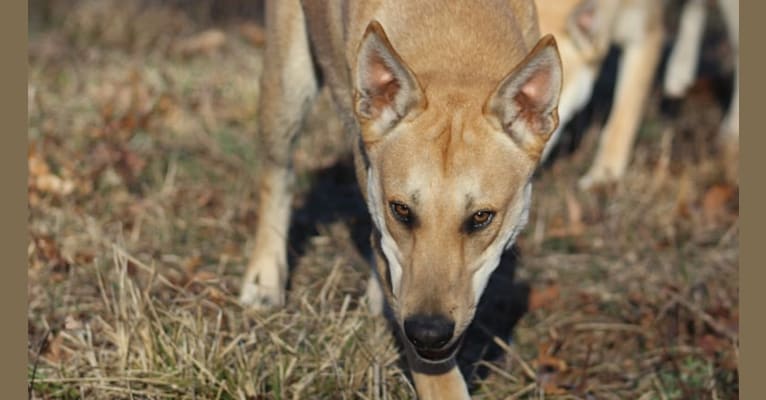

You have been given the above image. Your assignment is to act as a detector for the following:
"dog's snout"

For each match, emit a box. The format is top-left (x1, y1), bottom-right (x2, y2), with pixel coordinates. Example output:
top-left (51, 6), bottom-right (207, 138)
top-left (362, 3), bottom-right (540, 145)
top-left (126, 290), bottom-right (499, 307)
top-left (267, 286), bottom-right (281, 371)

top-left (403, 315), bottom-right (455, 350)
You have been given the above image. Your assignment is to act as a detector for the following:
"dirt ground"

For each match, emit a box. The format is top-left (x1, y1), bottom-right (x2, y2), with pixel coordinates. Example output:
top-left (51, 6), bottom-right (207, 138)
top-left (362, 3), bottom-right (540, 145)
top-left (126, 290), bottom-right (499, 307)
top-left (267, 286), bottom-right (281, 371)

top-left (28, 1), bottom-right (738, 399)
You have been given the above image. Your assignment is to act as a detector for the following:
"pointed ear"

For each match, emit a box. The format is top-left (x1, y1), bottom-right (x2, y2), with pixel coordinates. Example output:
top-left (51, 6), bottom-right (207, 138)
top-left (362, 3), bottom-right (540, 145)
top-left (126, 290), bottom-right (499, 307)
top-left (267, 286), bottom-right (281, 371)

top-left (485, 35), bottom-right (562, 157)
top-left (566, 0), bottom-right (614, 58)
top-left (353, 21), bottom-right (425, 137)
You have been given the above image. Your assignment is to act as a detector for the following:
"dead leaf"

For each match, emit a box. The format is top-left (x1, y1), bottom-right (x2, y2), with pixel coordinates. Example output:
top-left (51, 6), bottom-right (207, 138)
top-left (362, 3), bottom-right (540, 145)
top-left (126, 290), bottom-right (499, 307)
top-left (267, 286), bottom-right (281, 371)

top-left (28, 150), bottom-right (75, 197)
top-left (183, 255), bottom-right (203, 277)
top-left (239, 22), bottom-right (266, 47)
top-left (702, 183), bottom-right (737, 223)
top-left (196, 188), bottom-right (219, 209)
top-left (28, 149), bottom-right (50, 179)
top-left (529, 283), bottom-right (560, 311)
top-left (73, 249), bottom-right (95, 264)
top-left (697, 334), bottom-right (727, 357)
top-left (533, 342), bottom-right (569, 395)
top-left (206, 286), bottom-right (227, 305)
top-left (89, 142), bottom-right (147, 185)
top-left (192, 271), bottom-right (217, 283)
top-left (35, 174), bottom-right (75, 196)
top-left (64, 315), bottom-right (83, 331)
top-left (175, 29), bottom-right (226, 56)
top-left (43, 333), bottom-right (71, 364)
top-left (121, 147), bottom-right (147, 178)
top-left (32, 235), bottom-right (71, 281)
top-left (124, 260), bottom-right (139, 277)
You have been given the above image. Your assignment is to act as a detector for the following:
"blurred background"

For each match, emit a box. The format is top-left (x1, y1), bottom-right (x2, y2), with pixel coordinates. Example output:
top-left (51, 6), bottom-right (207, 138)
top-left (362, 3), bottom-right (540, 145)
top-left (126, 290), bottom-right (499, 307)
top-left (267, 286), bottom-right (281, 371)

top-left (28, 1), bottom-right (738, 399)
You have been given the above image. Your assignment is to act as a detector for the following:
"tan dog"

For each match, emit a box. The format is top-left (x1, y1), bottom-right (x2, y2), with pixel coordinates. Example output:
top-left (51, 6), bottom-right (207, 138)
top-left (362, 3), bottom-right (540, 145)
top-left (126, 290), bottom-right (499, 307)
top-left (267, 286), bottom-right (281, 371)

top-left (535, 0), bottom-right (738, 188)
top-left (240, 0), bottom-right (562, 398)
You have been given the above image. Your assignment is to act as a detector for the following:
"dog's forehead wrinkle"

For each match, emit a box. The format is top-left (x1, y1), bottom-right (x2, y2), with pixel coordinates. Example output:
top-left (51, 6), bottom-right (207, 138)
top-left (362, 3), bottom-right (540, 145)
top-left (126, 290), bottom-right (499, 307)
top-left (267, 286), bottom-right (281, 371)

top-left (464, 194), bottom-right (474, 212)
top-left (410, 190), bottom-right (420, 205)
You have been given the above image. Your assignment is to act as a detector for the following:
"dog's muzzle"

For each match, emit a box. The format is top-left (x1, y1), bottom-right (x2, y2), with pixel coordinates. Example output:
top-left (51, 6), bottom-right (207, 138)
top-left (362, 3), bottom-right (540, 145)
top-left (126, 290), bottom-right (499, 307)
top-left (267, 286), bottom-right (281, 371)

top-left (403, 315), bottom-right (462, 362)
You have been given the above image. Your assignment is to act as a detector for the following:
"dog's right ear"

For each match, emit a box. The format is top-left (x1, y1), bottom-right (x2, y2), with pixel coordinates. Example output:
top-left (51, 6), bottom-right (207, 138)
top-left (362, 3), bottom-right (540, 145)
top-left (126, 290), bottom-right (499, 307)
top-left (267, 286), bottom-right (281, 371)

top-left (353, 21), bottom-right (425, 140)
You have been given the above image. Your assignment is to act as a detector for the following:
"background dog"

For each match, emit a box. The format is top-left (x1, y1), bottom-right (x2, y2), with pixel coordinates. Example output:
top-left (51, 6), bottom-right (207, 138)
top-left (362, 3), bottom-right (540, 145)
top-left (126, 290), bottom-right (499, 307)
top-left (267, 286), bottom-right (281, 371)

top-left (535, 0), bottom-right (738, 188)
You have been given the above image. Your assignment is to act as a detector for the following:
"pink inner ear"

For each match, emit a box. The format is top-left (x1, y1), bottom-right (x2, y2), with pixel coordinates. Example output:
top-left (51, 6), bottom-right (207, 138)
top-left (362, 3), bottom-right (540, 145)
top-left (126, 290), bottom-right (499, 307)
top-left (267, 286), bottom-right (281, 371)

top-left (366, 54), bottom-right (396, 92)
top-left (519, 67), bottom-right (552, 110)
top-left (359, 52), bottom-right (403, 118)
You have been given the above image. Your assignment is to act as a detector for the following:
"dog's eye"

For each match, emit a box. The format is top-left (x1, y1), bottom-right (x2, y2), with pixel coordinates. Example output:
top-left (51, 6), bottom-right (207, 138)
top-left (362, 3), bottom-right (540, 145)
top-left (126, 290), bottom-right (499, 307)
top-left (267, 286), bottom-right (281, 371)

top-left (468, 210), bottom-right (495, 231)
top-left (390, 202), bottom-right (413, 224)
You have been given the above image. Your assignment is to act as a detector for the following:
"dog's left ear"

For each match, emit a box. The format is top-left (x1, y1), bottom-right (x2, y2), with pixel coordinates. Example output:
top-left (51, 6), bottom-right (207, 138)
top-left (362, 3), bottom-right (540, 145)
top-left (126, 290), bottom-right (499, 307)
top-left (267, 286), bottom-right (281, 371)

top-left (485, 35), bottom-right (562, 158)
top-left (353, 20), bottom-right (425, 140)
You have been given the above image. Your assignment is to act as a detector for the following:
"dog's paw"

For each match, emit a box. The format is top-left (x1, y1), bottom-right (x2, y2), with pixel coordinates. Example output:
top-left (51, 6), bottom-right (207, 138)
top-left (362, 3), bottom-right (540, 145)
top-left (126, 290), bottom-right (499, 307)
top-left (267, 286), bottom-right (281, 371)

top-left (239, 282), bottom-right (285, 311)
top-left (578, 170), bottom-right (612, 191)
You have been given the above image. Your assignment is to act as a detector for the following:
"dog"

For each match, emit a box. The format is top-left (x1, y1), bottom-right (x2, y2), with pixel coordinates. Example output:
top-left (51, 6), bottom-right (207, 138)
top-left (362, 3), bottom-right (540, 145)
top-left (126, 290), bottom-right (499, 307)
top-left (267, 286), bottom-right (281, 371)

top-left (535, 0), bottom-right (739, 188)
top-left (239, 1), bottom-right (562, 398)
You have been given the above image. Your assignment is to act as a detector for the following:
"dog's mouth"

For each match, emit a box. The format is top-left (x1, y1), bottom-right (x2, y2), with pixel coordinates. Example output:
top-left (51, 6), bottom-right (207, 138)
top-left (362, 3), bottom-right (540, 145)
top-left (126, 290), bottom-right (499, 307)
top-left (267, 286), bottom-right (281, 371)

top-left (412, 333), bottom-right (465, 363)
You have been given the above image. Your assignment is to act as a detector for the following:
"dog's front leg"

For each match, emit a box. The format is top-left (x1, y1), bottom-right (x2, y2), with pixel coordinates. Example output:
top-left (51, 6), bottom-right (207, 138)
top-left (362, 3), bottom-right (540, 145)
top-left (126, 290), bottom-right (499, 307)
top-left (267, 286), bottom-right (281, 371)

top-left (240, 0), bottom-right (318, 310)
top-left (579, 6), bottom-right (664, 189)
top-left (663, 0), bottom-right (707, 100)
top-left (411, 368), bottom-right (470, 400)
top-left (407, 351), bottom-right (470, 400)
top-left (717, 0), bottom-right (738, 179)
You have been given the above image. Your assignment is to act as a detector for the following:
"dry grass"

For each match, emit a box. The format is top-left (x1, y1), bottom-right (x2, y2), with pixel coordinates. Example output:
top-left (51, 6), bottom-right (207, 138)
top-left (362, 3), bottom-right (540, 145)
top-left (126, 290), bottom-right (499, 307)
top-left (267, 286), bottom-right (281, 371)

top-left (28, 1), bottom-right (738, 399)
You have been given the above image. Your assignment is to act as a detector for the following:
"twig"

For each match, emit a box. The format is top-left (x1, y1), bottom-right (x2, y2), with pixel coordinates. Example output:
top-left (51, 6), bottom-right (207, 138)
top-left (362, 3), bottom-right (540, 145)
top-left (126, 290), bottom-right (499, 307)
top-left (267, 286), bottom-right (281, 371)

top-left (570, 322), bottom-right (649, 335)
top-left (28, 330), bottom-right (51, 398)
top-left (111, 244), bottom-right (184, 293)
top-left (669, 292), bottom-right (738, 344)
top-left (575, 341), bottom-right (593, 394)
top-left (492, 336), bottom-right (536, 381)
top-left (651, 373), bottom-right (669, 400)
top-left (477, 360), bottom-right (520, 384)
top-left (507, 382), bottom-right (536, 399)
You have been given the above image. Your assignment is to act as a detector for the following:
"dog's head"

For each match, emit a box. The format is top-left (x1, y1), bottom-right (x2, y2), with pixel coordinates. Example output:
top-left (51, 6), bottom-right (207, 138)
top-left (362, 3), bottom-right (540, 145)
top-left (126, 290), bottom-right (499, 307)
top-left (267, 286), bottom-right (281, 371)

top-left (353, 21), bottom-right (562, 363)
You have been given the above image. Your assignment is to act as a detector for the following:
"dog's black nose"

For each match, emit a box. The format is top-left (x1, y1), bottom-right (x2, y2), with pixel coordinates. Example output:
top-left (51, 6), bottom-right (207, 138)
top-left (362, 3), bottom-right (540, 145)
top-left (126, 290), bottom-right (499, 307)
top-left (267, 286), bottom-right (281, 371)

top-left (403, 315), bottom-right (455, 350)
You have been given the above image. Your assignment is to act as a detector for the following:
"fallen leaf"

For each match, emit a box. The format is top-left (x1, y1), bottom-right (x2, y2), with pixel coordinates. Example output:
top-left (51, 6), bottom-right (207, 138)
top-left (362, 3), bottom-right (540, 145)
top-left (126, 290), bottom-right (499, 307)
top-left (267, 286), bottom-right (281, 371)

top-left (529, 283), bottom-right (560, 311)
top-left (192, 271), bottom-right (217, 283)
top-left (196, 188), bottom-right (219, 209)
top-left (702, 183), bottom-right (737, 223)
top-left (175, 29), bottom-right (227, 57)
top-left (239, 22), bottom-right (266, 47)
top-left (28, 149), bottom-right (76, 197)
top-left (43, 333), bottom-right (71, 364)
top-left (697, 334), bottom-right (728, 357)
top-left (73, 249), bottom-right (95, 264)
top-left (28, 149), bottom-right (50, 179)
top-left (120, 146), bottom-right (147, 178)
top-left (206, 287), bottom-right (228, 305)
top-left (533, 342), bottom-right (569, 395)
top-left (64, 315), bottom-right (83, 331)
top-left (32, 235), bottom-right (71, 281)
top-left (183, 255), bottom-right (203, 277)
top-left (35, 173), bottom-right (75, 196)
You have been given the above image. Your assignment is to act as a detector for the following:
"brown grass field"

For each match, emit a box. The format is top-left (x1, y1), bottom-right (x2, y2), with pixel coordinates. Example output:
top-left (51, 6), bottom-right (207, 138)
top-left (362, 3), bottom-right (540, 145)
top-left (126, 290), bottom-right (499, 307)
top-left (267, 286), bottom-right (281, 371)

top-left (28, 1), bottom-right (739, 399)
